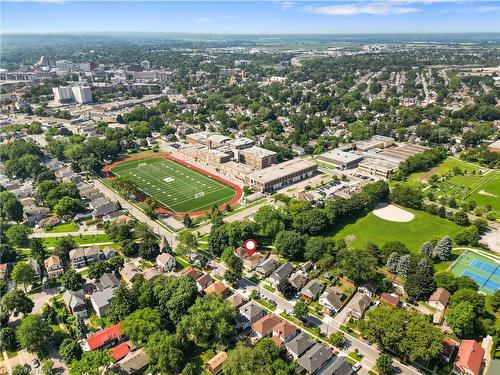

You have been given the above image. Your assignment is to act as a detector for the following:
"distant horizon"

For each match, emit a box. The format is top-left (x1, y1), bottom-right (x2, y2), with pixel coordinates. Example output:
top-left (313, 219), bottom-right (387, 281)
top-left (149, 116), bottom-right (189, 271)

top-left (2, 1), bottom-right (500, 34)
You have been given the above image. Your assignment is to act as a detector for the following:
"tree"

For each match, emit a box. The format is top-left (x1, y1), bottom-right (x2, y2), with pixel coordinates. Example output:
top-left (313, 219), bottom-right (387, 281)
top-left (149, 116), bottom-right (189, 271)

top-left (53, 197), bottom-right (83, 218)
top-left (405, 258), bottom-right (435, 300)
top-left (0, 244), bottom-right (17, 263)
top-left (399, 314), bottom-right (444, 362)
top-left (390, 184), bottom-right (423, 209)
top-left (54, 236), bottom-right (76, 261)
top-left (366, 242), bottom-right (382, 265)
top-left (277, 278), bottom-right (297, 299)
top-left (293, 299), bottom-right (309, 320)
top-left (453, 211), bottom-right (470, 226)
top-left (178, 294), bottom-right (236, 349)
top-left (274, 230), bottom-right (306, 260)
top-left (224, 255), bottom-right (243, 285)
top-left (183, 214), bottom-right (193, 228)
top-left (305, 237), bottom-right (334, 262)
top-left (138, 237), bottom-right (160, 261)
top-left (108, 256), bottom-right (125, 273)
top-left (6, 224), bottom-right (32, 247)
top-left (87, 260), bottom-right (109, 281)
top-left (177, 231), bottom-right (198, 248)
top-left (433, 236), bottom-right (452, 261)
top-left (106, 283), bottom-right (137, 323)
top-left (447, 301), bottom-right (476, 337)
top-left (376, 354), bottom-right (394, 375)
top-left (11, 262), bottom-right (36, 292)
top-left (471, 218), bottom-right (488, 234)
top-left (17, 314), bottom-right (52, 357)
top-left (29, 238), bottom-right (46, 264)
top-left (0, 289), bottom-right (34, 317)
top-left (386, 252), bottom-right (400, 273)
top-left (59, 338), bottom-right (83, 364)
top-left (12, 365), bottom-right (30, 375)
top-left (339, 248), bottom-right (376, 285)
top-left (419, 242), bottom-right (434, 258)
top-left (122, 308), bottom-right (161, 346)
top-left (450, 288), bottom-right (485, 315)
top-left (69, 350), bottom-right (111, 375)
top-left (491, 290), bottom-right (500, 313)
top-left (0, 191), bottom-right (23, 222)
top-left (396, 254), bottom-right (412, 277)
top-left (381, 241), bottom-right (409, 262)
top-left (42, 360), bottom-right (54, 375)
top-left (60, 269), bottom-right (84, 291)
top-left (0, 327), bottom-right (18, 351)
top-left (454, 226), bottom-right (479, 246)
top-left (145, 332), bottom-right (185, 374)
top-left (329, 331), bottom-right (345, 348)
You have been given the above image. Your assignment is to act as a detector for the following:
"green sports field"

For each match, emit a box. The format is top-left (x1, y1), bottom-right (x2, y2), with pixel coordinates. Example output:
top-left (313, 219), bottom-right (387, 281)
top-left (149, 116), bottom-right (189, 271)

top-left (109, 157), bottom-right (237, 213)
top-left (450, 250), bottom-right (500, 295)
top-left (330, 208), bottom-right (462, 254)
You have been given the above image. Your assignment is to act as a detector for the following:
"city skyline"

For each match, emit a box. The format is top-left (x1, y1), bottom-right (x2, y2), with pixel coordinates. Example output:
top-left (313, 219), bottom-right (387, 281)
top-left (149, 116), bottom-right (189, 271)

top-left (2, 1), bottom-right (500, 34)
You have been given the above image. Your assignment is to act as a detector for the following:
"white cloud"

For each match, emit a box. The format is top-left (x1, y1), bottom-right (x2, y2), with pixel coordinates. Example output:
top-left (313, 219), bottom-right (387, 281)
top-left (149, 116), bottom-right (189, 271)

top-left (474, 5), bottom-right (500, 13)
top-left (281, 2), bottom-right (295, 10)
top-left (305, 2), bottom-right (421, 16)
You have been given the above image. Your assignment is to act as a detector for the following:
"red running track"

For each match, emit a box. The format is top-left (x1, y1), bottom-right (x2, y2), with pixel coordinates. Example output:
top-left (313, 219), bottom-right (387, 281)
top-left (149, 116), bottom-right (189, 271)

top-left (102, 153), bottom-right (243, 217)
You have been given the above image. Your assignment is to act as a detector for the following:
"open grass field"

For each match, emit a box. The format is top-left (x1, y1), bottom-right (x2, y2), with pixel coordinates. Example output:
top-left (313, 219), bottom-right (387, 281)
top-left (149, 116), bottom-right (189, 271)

top-left (408, 157), bottom-right (482, 183)
top-left (41, 234), bottom-right (111, 248)
top-left (108, 156), bottom-right (239, 215)
top-left (450, 250), bottom-right (500, 295)
top-left (44, 222), bottom-right (79, 233)
top-left (330, 207), bottom-right (463, 254)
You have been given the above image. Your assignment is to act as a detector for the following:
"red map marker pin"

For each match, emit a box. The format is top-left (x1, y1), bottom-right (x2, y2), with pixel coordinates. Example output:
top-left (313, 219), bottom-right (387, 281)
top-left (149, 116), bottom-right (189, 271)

top-left (243, 239), bottom-right (257, 257)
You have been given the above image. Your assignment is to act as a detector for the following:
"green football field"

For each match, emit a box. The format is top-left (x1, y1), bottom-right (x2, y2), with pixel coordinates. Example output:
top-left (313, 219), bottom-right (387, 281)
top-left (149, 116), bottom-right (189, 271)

top-left (450, 250), bottom-right (500, 295)
top-left (109, 157), bottom-right (237, 213)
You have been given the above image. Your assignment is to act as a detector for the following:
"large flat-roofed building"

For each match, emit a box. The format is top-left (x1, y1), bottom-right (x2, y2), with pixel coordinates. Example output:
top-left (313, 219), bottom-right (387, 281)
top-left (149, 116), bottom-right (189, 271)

top-left (358, 158), bottom-right (399, 178)
top-left (186, 131), bottom-right (213, 146)
top-left (247, 159), bottom-right (317, 192)
top-left (219, 161), bottom-right (254, 181)
top-left (206, 134), bottom-right (232, 149)
top-left (239, 146), bottom-right (278, 169)
top-left (355, 135), bottom-right (395, 152)
top-left (378, 143), bottom-right (428, 162)
top-left (196, 148), bottom-right (231, 168)
top-left (52, 86), bottom-right (93, 104)
top-left (317, 149), bottom-right (364, 170)
top-left (228, 137), bottom-right (254, 160)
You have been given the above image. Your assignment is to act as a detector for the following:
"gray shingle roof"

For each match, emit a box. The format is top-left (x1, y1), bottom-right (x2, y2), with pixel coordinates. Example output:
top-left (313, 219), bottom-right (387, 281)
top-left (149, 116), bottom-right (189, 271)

top-left (297, 344), bottom-right (333, 374)
top-left (285, 332), bottom-right (314, 357)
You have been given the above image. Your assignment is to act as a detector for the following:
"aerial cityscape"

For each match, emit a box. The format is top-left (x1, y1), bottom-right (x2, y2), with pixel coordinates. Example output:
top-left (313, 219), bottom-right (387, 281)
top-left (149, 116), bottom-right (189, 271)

top-left (0, 1), bottom-right (499, 375)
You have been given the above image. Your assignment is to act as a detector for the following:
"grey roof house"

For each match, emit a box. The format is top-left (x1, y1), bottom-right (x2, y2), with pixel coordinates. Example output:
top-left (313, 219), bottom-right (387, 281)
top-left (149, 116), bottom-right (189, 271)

top-left (269, 262), bottom-right (293, 286)
top-left (297, 344), bottom-right (333, 374)
top-left (97, 273), bottom-right (120, 291)
top-left (301, 279), bottom-right (325, 301)
top-left (319, 288), bottom-right (343, 313)
top-left (285, 332), bottom-right (314, 360)
top-left (255, 257), bottom-right (280, 277)
top-left (90, 287), bottom-right (115, 318)
top-left (27, 258), bottom-right (41, 280)
top-left (63, 290), bottom-right (87, 317)
top-left (237, 300), bottom-right (266, 330)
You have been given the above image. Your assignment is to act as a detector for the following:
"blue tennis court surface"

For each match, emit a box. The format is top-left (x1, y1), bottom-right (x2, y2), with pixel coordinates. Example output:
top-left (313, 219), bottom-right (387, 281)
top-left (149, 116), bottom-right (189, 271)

top-left (484, 279), bottom-right (500, 292)
top-left (451, 251), bottom-right (500, 295)
top-left (470, 259), bottom-right (497, 275)
top-left (462, 270), bottom-right (489, 287)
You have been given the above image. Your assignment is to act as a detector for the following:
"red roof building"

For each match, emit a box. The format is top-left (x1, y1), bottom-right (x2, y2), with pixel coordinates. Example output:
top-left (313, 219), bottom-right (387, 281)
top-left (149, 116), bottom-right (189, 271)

top-left (85, 324), bottom-right (123, 351)
top-left (111, 342), bottom-right (130, 362)
top-left (453, 340), bottom-right (484, 375)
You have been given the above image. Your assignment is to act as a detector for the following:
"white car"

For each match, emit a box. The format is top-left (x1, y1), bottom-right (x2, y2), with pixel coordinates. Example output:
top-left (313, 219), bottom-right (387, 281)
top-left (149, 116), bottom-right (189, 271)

top-left (352, 363), bottom-right (362, 372)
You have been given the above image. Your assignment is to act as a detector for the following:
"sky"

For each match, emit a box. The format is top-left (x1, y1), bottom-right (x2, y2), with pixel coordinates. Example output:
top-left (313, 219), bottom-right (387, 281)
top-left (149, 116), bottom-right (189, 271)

top-left (2, 1), bottom-right (500, 34)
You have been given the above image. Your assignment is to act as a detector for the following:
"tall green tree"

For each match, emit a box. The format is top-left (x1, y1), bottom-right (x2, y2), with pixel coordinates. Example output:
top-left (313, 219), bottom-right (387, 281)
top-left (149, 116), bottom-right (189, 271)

top-left (122, 308), bottom-right (161, 346)
top-left (17, 314), bottom-right (53, 357)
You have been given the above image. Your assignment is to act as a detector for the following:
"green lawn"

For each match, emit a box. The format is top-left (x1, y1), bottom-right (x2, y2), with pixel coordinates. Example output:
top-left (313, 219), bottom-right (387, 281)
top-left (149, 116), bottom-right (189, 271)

top-left (109, 157), bottom-right (237, 213)
top-left (42, 234), bottom-right (111, 248)
top-left (330, 208), bottom-right (462, 254)
top-left (408, 157), bottom-right (481, 183)
top-left (44, 222), bottom-right (79, 233)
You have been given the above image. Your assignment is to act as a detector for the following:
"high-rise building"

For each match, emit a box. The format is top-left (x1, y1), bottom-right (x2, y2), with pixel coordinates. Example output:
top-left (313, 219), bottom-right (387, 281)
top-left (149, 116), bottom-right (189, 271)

top-left (52, 86), bottom-right (93, 104)
top-left (140, 60), bottom-right (151, 70)
top-left (55, 60), bottom-right (73, 71)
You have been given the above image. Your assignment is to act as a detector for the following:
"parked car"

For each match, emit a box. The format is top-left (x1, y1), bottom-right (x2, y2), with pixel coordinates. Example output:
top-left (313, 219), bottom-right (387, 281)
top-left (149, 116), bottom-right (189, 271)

top-left (31, 359), bottom-right (40, 369)
top-left (353, 363), bottom-right (362, 372)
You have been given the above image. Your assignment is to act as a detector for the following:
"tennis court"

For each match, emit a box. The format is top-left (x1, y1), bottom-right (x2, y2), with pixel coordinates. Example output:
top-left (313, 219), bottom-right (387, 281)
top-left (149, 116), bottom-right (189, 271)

top-left (450, 250), bottom-right (500, 294)
top-left (105, 155), bottom-right (241, 215)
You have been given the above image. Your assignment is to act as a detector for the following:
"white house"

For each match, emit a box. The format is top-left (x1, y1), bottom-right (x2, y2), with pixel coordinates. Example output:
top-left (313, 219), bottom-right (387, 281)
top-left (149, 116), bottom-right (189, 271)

top-left (156, 253), bottom-right (176, 272)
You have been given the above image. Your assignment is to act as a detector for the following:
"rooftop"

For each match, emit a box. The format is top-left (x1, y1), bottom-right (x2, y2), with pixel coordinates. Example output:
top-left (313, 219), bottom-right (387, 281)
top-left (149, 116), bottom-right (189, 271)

top-left (249, 158), bottom-right (317, 184)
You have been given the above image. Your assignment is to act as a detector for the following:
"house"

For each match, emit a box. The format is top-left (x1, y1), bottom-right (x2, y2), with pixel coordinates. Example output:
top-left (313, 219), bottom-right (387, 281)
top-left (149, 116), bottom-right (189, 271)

top-left (453, 340), bottom-right (485, 375)
top-left (442, 338), bottom-right (458, 363)
top-left (96, 273), bottom-right (120, 291)
top-left (297, 344), bottom-right (333, 374)
top-left (272, 320), bottom-right (298, 345)
top-left (269, 262), bottom-right (293, 287)
top-left (301, 279), bottom-right (325, 301)
top-left (156, 253), bottom-right (176, 272)
top-left (301, 261), bottom-right (314, 273)
top-left (120, 263), bottom-right (142, 284)
top-left (102, 247), bottom-right (118, 260)
top-left (196, 273), bottom-right (214, 292)
top-left (44, 255), bottom-right (64, 278)
top-left (226, 294), bottom-right (246, 309)
top-left (27, 258), bottom-right (41, 280)
top-left (318, 356), bottom-right (353, 375)
top-left (429, 288), bottom-right (451, 311)
top-left (319, 288), bottom-right (343, 313)
top-left (37, 216), bottom-right (61, 228)
top-left (90, 288), bottom-right (115, 317)
top-left (143, 268), bottom-right (162, 281)
top-left (111, 342), bottom-right (130, 362)
top-left (117, 348), bottom-right (149, 375)
top-left (92, 202), bottom-right (118, 219)
top-left (204, 281), bottom-right (230, 298)
top-left (237, 301), bottom-right (266, 330)
top-left (206, 351), bottom-right (227, 374)
top-left (233, 247), bottom-right (248, 260)
top-left (346, 293), bottom-right (371, 320)
top-left (84, 245), bottom-right (101, 264)
top-left (25, 206), bottom-right (50, 226)
top-left (63, 290), bottom-right (87, 317)
top-left (252, 314), bottom-right (282, 339)
top-left (83, 324), bottom-right (123, 351)
top-left (358, 282), bottom-right (377, 298)
top-left (289, 272), bottom-right (308, 291)
top-left (285, 332), bottom-right (314, 359)
top-left (243, 252), bottom-right (266, 271)
top-left (181, 268), bottom-right (204, 281)
top-left (69, 246), bottom-right (101, 268)
top-left (255, 257), bottom-right (280, 277)
top-left (379, 293), bottom-right (401, 308)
